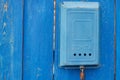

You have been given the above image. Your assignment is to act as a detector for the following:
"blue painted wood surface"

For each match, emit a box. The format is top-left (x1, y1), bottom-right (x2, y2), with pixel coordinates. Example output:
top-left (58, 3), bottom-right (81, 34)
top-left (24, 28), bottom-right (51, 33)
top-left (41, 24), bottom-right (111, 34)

top-left (0, 0), bottom-right (23, 80)
top-left (55, 0), bottom-right (114, 80)
top-left (23, 0), bottom-right (54, 80)
top-left (116, 0), bottom-right (120, 79)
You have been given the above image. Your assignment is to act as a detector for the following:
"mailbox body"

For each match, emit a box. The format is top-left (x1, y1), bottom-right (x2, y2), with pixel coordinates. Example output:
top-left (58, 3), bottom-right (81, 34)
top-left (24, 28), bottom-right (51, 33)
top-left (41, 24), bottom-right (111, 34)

top-left (60, 2), bottom-right (99, 67)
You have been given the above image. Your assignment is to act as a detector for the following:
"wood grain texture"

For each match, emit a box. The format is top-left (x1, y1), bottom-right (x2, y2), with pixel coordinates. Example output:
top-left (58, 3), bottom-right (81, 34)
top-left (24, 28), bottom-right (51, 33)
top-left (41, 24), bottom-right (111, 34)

top-left (0, 0), bottom-right (23, 80)
top-left (116, 0), bottom-right (120, 79)
top-left (23, 0), bottom-right (54, 80)
top-left (55, 0), bottom-right (114, 80)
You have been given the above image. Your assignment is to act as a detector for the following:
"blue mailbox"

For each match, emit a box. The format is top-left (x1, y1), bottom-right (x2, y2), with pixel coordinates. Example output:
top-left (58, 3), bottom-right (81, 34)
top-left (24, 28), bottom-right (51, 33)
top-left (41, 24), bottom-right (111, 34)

top-left (60, 2), bottom-right (100, 67)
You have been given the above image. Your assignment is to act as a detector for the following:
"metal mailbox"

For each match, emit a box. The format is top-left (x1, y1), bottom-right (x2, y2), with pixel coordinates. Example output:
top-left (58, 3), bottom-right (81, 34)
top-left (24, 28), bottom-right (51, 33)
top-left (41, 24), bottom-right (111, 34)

top-left (60, 2), bottom-right (100, 67)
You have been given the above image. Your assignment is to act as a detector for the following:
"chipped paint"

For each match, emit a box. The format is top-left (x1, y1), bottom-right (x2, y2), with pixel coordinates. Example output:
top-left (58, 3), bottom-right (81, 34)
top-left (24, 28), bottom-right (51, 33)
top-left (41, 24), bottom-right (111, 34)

top-left (3, 22), bottom-right (6, 27)
top-left (0, 55), bottom-right (3, 79)
top-left (0, 55), bottom-right (3, 67)
top-left (36, 67), bottom-right (41, 79)
top-left (2, 31), bottom-right (6, 36)
top-left (36, 74), bottom-right (40, 79)
top-left (0, 43), bottom-right (2, 46)
top-left (37, 67), bottom-right (41, 71)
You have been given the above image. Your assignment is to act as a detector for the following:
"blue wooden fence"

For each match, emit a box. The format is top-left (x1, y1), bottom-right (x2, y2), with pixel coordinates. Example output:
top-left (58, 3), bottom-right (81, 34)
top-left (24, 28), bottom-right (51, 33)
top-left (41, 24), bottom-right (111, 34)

top-left (116, 0), bottom-right (120, 80)
top-left (0, 0), bottom-right (23, 80)
top-left (23, 0), bottom-right (54, 80)
top-left (0, 0), bottom-right (117, 80)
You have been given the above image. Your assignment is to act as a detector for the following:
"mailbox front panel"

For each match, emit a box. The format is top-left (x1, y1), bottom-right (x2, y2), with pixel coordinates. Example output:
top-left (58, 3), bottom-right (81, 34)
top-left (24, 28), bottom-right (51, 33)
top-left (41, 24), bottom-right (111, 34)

top-left (60, 2), bottom-right (99, 67)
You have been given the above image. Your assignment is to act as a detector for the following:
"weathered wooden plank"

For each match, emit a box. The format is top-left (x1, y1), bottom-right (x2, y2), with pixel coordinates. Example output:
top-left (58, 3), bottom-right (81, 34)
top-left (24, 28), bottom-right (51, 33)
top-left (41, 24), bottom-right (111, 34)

top-left (55, 0), bottom-right (114, 80)
top-left (23, 0), bottom-right (54, 80)
top-left (0, 0), bottom-right (23, 80)
top-left (116, 0), bottom-right (120, 79)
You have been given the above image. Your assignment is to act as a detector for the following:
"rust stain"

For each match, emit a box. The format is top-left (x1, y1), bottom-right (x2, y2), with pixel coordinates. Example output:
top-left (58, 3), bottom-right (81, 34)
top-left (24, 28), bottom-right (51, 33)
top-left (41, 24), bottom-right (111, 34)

top-left (2, 22), bottom-right (7, 37)
top-left (4, 2), bottom-right (8, 12)
top-left (4, 75), bottom-right (6, 80)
